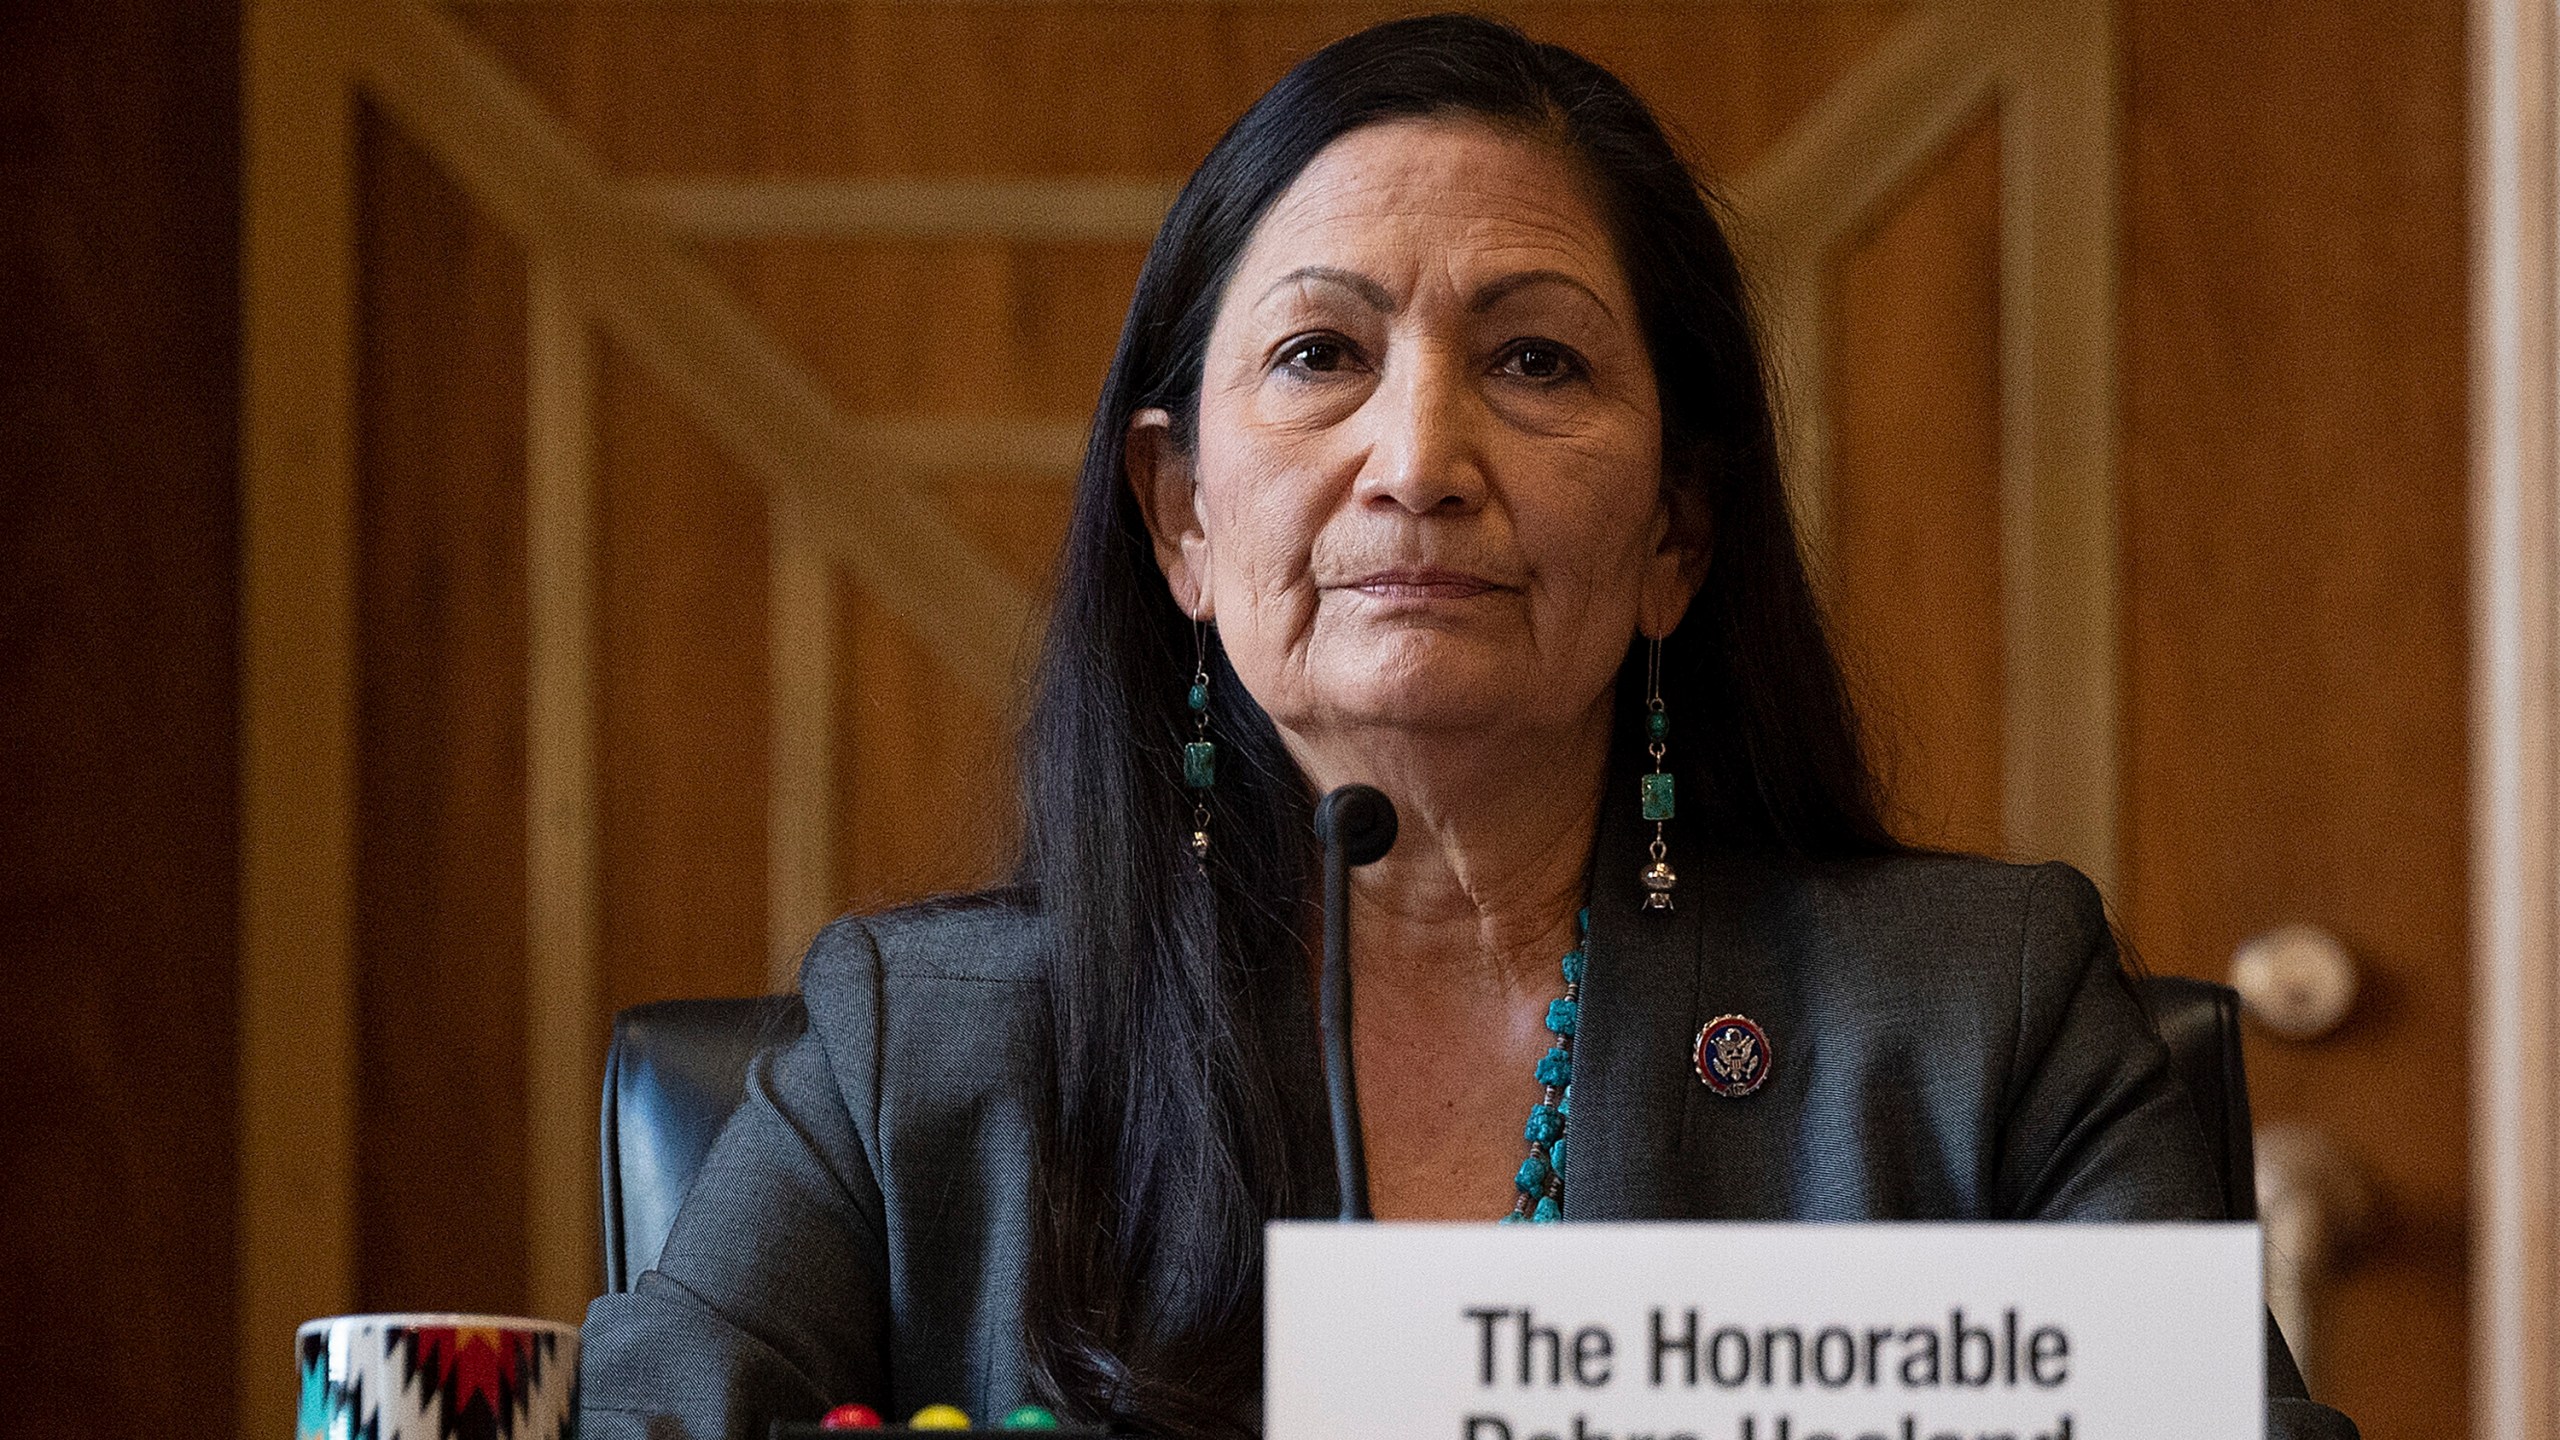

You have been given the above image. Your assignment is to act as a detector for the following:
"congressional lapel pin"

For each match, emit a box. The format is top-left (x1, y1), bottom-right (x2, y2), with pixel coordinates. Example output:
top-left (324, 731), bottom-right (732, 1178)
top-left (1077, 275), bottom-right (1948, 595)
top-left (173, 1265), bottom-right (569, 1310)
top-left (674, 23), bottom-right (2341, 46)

top-left (1693, 1013), bottom-right (1772, 1097)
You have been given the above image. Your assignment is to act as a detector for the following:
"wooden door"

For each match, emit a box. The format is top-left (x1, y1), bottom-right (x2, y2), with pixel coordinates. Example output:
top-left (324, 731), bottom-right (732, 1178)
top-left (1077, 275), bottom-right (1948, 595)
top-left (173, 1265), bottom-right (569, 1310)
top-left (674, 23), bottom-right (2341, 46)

top-left (2117, 3), bottom-right (2472, 1434)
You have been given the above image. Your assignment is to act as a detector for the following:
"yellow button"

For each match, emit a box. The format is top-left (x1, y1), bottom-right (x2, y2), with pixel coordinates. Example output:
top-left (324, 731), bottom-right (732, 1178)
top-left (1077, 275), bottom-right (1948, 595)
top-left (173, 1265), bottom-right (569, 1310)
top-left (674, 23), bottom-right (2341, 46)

top-left (909, 1404), bottom-right (971, 1430)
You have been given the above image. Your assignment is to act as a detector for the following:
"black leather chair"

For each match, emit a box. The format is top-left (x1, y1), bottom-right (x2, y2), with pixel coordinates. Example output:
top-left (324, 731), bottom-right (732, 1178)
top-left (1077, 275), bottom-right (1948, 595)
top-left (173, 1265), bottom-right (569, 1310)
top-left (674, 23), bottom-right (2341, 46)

top-left (2142, 974), bottom-right (2260, 1222)
top-left (598, 976), bottom-right (2256, 1290)
top-left (601, 995), bottom-right (808, 1294)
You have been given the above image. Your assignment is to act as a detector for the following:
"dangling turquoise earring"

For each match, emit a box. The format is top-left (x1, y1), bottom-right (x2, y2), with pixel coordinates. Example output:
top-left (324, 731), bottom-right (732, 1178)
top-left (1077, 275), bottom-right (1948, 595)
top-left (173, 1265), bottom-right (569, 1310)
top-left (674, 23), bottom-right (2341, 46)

top-left (1640, 635), bottom-right (1676, 910)
top-left (1185, 616), bottom-right (1216, 861)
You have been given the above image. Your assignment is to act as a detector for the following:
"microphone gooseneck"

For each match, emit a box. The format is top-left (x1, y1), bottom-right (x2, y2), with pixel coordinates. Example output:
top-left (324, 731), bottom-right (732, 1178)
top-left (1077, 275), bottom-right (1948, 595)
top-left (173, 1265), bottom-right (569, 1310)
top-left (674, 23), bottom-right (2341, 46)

top-left (1314, 784), bottom-right (1397, 1221)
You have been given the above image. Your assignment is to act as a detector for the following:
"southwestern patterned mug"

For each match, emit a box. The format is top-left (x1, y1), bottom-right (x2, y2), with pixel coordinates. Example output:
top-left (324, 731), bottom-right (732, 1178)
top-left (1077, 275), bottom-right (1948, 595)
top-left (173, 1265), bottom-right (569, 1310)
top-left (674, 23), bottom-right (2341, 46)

top-left (298, 1313), bottom-right (578, 1440)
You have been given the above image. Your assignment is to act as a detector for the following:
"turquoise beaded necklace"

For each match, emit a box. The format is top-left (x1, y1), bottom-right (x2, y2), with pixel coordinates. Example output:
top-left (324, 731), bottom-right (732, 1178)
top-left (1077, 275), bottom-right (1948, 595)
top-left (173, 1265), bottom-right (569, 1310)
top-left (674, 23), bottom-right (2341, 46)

top-left (1502, 906), bottom-right (1587, 1223)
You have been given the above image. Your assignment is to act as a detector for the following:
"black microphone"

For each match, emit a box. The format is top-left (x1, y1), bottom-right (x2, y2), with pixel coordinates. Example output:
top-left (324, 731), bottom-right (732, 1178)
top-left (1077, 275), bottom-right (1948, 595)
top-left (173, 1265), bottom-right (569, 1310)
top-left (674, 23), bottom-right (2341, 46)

top-left (1313, 783), bottom-right (1397, 1221)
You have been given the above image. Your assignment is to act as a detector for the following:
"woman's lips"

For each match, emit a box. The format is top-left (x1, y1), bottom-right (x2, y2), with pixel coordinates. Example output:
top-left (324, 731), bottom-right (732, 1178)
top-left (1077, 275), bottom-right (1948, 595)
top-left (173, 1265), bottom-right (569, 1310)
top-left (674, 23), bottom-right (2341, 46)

top-left (1341, 568), bottom-right (1510, 599)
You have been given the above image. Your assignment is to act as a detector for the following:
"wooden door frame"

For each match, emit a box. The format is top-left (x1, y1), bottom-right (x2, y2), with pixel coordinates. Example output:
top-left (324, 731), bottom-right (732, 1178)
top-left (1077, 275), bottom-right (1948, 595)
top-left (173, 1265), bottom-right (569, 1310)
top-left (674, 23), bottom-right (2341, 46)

top-left (2469, 1), bottom-right (2560, 1435)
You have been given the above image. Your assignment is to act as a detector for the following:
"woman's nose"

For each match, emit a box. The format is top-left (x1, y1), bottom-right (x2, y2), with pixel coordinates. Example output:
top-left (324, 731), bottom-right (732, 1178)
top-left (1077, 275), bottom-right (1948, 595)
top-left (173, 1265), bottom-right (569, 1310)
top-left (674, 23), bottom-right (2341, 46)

top-left (1353, 352), bottom-right (1489, 515)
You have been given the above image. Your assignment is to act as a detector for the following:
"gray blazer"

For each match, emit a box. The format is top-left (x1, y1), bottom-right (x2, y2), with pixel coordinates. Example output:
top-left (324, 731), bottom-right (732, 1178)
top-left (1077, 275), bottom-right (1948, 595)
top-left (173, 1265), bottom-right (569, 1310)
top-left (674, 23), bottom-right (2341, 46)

top-left (579, 842), bottom-right (2356, 1439)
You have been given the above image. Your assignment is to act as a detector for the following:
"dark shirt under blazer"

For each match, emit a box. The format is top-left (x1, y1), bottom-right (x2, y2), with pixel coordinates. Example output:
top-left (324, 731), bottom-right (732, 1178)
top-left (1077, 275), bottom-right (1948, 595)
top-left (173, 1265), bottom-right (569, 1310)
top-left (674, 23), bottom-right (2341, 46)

top-left (579, 841), bottom-right (2356, 1439)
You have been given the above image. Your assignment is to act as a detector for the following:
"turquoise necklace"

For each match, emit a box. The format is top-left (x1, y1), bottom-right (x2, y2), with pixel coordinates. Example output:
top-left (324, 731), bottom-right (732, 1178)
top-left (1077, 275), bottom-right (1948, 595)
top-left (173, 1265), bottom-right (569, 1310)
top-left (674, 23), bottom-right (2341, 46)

top-left (1502, 906), bottom-right (1586, 1223)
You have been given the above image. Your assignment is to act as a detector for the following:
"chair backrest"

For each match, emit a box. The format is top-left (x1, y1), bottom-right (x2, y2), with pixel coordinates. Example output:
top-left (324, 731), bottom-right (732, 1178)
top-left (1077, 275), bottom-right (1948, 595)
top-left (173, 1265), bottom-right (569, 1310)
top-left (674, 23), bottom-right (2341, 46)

top-left (597, 976), bottom-right (2258, 1289)
top-left (600, 994), bottom-right (808, 1294)
top-left (2136, 973), bottom-right (2260, 1222)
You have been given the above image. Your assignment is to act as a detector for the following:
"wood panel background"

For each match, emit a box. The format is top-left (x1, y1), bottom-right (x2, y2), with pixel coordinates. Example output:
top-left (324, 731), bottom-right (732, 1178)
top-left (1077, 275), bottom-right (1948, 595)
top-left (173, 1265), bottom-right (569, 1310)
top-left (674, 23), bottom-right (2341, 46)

top-left (1829, 111), bottom-right (2006, 855)
top-left (460, 3), bottom-right (1897, 180)
top-left (0, 0), bottom-right (2492, 1435)
top-left (444, 0), bottom-right (1909, 932)
top-left (593, 349), bottom-right (775, 1010)
top-left (0, 0), bottom-right (243, 1431)
top-left (353, 102), bottom-right (534, 1317)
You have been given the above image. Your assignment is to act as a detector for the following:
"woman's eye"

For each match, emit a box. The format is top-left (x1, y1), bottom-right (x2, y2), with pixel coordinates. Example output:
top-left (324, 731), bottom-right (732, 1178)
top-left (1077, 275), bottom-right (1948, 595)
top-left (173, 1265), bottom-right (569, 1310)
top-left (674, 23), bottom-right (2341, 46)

top-left (1498, 341), bottom-right (1583, 383)
top-left (1279, 336), bottom-right (1357, 374)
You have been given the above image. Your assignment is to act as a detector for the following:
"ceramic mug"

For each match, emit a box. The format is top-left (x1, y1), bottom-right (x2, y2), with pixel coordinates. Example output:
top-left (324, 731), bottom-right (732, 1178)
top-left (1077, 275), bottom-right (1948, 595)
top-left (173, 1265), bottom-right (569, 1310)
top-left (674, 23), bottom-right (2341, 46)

top-left (298, 1313), bottom-right (578, 1440)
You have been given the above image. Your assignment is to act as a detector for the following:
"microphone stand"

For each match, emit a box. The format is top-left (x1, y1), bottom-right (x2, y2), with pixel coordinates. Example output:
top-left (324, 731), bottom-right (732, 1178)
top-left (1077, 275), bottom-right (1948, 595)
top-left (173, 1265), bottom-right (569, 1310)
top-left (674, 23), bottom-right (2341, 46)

top-left (1314, 784), bottom-right (1397, 1221)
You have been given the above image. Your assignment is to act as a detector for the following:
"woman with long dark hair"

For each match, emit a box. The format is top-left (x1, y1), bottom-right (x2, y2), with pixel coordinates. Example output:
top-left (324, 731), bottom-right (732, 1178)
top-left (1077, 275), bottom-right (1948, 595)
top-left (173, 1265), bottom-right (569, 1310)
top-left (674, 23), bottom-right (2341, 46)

top-left (579, 16), bottom-right (2353, 1440)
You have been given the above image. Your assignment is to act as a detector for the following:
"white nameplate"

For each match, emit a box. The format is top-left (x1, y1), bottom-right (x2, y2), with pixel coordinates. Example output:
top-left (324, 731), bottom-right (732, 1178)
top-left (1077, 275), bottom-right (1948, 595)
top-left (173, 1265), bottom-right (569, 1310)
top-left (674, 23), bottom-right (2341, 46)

top-left (1267, 1222), bottom-right (2262, 1440)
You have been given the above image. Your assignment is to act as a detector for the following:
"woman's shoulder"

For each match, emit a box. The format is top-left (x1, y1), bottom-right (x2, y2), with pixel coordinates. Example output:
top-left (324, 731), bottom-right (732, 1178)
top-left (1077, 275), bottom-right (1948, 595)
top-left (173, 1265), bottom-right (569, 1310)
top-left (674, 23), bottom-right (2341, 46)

top-left (788, 885), bottom-right (1052, 1131)
top-left (1777, 849), bottom-right (2105, 947)
top-left (1740, 849), bottom-right (2118, 1027)
top-left (792, 886), bottom-right (1051, 1073)
top-left (799, 883), bottom-right (1048, 991)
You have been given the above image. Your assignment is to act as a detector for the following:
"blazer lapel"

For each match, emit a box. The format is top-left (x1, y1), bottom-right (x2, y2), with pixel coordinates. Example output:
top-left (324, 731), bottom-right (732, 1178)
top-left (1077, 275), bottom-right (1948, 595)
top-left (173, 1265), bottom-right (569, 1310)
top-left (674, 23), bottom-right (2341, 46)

top-left (1564, 781), bottom-right (1708, 1218)
top-left (1569, 787), bottom-right (1807, 1220)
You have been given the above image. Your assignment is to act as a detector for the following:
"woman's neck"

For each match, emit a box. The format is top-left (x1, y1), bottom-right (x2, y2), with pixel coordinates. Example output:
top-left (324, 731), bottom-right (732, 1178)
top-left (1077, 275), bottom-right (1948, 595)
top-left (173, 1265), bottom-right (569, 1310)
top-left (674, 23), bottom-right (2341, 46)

top-left (1285, 707), bottom-right (1610, 1001)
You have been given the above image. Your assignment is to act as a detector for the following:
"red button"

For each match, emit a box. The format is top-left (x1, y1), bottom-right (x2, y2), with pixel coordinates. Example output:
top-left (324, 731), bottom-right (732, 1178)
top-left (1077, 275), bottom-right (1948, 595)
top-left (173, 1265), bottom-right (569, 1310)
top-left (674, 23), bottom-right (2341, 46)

top-left (820, 1403), bottom-right (884, 1430)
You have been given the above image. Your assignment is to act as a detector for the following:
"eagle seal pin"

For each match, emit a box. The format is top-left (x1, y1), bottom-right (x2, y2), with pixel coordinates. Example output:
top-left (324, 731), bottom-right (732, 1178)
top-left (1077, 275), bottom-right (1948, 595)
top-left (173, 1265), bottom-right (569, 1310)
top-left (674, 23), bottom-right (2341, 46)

top-left (1693, 1014), bottom-right (1772, 1097)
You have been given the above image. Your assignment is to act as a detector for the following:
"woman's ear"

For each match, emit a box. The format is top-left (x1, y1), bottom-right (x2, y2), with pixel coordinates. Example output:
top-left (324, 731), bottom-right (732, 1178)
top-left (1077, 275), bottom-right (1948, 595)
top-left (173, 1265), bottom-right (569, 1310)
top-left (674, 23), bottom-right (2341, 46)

top-left (1126, 407), bottom-right (1213, 619)
top-left (1637, 484), bottom-right (1711, 640)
